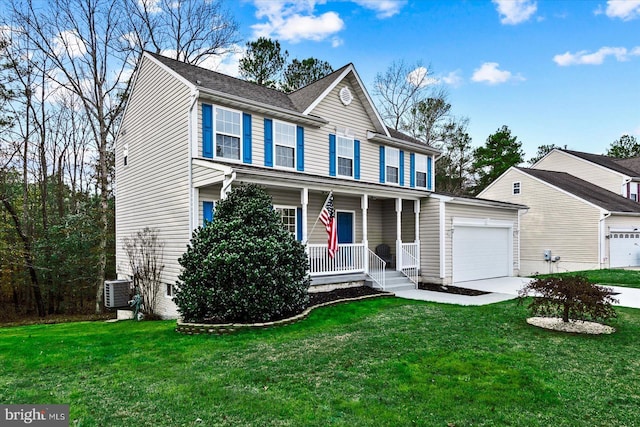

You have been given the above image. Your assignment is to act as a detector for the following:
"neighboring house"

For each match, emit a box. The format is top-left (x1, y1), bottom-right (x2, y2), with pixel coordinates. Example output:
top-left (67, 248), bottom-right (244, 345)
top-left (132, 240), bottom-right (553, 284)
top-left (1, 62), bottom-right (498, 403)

top-left (115, 52), bottom-right (525, 318)
top-left (481, 149), bottom-right (640, 276)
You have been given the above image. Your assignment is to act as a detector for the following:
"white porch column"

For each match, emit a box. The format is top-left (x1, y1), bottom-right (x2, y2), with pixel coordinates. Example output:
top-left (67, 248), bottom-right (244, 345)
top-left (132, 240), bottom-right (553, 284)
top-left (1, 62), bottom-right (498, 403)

top-left (301, 188), bottom-right (309, 244)
top-left (415, 199), bottom-right (421, 273)
top-left (362, 194), bottom-right (369, 272)
top-left (396, 198), bottom-right (402, 271)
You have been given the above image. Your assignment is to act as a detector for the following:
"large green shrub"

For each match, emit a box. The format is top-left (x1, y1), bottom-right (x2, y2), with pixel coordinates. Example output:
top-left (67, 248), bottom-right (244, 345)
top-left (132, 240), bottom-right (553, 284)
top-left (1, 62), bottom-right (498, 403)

top-left (174, 184), bottom-right (310, 323)
top-left (518, 275), bottom-right (618, 323)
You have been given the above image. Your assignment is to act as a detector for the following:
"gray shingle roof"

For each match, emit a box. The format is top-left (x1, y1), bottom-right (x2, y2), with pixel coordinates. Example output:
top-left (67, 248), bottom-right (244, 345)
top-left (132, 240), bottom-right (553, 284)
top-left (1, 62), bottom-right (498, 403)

top-left (147, 51), bottom-right (299, 112)
top-left (613, 157), bottom-right (640, 176)
top-left (561, 149), bottom-right (640, 178)
top-left (519, 167), bottom-right (640, 213)
top-left (287, 63), bottom-right (352, 112)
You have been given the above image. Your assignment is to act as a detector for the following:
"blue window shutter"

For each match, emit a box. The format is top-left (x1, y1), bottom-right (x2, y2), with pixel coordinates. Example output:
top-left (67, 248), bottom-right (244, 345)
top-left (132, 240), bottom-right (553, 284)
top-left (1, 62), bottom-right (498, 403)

top-left (243, 113), bottom-right (252, 164)
top-left (329, 134), bottom-right (336, 176)
top-left (410, 153), bottom-right (415, 188)
top-left (427, 156), bottom-right (433, 190)
top-left (264, 118), bottom-right (273, 167)
top-left (203, 201), bottom-right (214, 225)
top-left (354, 139), bottom-right (361, 180)
top-left (296, 126), bottom-right (304, 171)
top-left (379, 146), bottom-right (385, 183)
top-left (399, 150), bottom-right (405, 186)
top-left (296, 208), bottom-right (303, 241)
top-left (202, 104), bottom-right (213, 158)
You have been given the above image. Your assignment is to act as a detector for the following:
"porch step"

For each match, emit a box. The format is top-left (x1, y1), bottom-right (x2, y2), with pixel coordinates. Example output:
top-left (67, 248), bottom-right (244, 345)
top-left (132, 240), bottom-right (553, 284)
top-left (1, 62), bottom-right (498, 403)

top-left (367, 270), bottom-right (416, 292)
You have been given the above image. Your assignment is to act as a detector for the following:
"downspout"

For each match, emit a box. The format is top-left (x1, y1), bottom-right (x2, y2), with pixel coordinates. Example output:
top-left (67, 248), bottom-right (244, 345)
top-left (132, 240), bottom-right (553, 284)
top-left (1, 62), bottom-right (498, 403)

top-left (517, 207), bottom-right (529, 273)
top-left (188, 88), bottom-right (199, 232)
top-left (221, 170), bottom-right (236, 199)
top-left (599, 211), bottom-right (611, 269)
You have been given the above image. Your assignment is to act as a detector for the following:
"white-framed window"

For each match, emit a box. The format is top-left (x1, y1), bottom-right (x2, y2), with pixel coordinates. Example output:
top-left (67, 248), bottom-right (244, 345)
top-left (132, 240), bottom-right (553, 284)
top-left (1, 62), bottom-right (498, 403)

top-left (632, 194), bottom-right (638, 202)
top-left (274, 205), bottom-right (297, 236)
top-left (415, 154), bottom-right (428, 188)
top-left (215, 107), bottom-right (241, 160)
top-left (386, 147), bottom-right (399, 184)
top-left (513, 182), bottom-right (521, 195)
top-left (165, 283), bottom-right (174, 298)
top-left (274, 121), bottom-right (296, 169)
top-left (123, 143), bottom-right (128, 166)
top-left (337, 135), bottom-right (354, 177)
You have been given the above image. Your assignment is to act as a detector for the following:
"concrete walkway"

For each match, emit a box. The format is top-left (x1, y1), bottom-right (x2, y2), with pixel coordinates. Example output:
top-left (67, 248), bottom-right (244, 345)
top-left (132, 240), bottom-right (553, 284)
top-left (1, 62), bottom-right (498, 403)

top-left (394, 276), bottom-right (640, 309)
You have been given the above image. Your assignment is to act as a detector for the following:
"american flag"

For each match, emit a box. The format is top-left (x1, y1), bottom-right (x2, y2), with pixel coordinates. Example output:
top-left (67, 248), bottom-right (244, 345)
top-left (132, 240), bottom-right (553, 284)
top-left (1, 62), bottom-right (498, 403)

top-left (319, 192), bottom-right (338, 258)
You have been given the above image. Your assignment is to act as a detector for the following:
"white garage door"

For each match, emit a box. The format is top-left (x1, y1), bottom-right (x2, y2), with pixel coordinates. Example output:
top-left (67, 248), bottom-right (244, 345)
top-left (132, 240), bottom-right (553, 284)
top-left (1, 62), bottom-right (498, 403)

top-left (453, 226), bottom-right (511, 282)
top-left (610, 232), bottom-right (640, 267)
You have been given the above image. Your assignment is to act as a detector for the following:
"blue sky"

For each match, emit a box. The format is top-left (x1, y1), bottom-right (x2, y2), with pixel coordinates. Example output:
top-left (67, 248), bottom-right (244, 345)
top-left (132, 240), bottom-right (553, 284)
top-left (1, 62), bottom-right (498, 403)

top-left (218, 0), bottom-right (639, 161)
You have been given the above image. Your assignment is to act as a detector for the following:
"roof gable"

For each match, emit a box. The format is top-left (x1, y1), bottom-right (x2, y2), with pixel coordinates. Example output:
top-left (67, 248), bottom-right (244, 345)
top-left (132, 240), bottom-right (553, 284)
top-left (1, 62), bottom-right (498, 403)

top-left (518, 167), bottom-right (640, 213)
top-left (559, 149), bottom-right (640, 178)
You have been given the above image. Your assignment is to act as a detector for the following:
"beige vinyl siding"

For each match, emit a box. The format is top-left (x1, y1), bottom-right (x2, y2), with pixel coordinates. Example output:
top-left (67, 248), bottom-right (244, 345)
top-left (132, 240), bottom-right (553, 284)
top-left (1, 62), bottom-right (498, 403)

top-left (197, 185), bottom-right (221, 226)
top-left (482, 169), bottom-right (601, 275)
top-left (443, 203), bottom-right (519, 281)
top-left (115, 57), bottom-right (192, 318)
top-left (419, 198), bottom-right (441, 282)
top-left (535, 150), bottom-right (627, 195)
top-left (401, 199), bottom-right (417, 242)
top-left (192, 163), bottom-right (225, 187)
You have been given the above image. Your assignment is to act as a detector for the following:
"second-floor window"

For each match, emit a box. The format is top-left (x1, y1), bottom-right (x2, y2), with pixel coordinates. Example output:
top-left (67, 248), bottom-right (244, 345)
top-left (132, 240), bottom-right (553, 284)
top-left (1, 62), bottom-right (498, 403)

top-left (386, 147), bottom-right (399, 184)
top-left (337, 136), bottom-right (354, 177)
top-left (415, 154), bottom-right (428, 188)
top-left (275, 121), bottom-right (296, 168)
top-left (215, 107), bottom-right (241, 160)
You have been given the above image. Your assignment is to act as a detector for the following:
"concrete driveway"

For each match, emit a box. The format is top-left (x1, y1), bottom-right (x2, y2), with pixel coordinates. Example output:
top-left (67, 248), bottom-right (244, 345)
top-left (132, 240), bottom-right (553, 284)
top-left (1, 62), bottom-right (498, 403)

top-left (395, 276), bottom-right (640, 309)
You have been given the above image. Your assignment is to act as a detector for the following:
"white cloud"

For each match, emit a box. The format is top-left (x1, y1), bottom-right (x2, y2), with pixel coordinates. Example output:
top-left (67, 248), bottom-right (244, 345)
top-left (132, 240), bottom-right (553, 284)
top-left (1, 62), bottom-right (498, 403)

top-left (603, 0), bottom-right (640, 20)
top-left (351, 0), bottom-right (407, 18)
top-left (52, 30), bottom-right (87, 58)
top-left (471, 62), bottom-right (525, 85)
top-left (441, 70), bottom-right (463, 88)
top-left (331, 37), bottom-right (344, 48)
top-left (251, 1), bottom-right (345, 44)
top-left (406, 66), bottom-right (438, 87)
top-left (492, 0), bottom-right (537, 25)
top-left (553, 46), bottom-right (640, 66)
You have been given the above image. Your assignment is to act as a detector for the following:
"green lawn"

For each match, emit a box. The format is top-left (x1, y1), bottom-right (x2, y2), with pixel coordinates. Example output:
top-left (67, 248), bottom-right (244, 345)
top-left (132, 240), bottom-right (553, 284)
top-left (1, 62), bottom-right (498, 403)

top-left (535, 268), bottom-right (640, 288)
top-left (1, 298), bottom-right (639, 426)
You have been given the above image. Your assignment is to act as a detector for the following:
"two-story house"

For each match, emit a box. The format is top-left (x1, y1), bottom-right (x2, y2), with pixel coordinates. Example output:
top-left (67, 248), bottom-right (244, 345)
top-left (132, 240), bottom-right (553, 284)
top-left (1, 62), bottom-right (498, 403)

top-left (480, 148), bottom-right (640, 276)
top-left (115, 52), bottom-right (525, 318)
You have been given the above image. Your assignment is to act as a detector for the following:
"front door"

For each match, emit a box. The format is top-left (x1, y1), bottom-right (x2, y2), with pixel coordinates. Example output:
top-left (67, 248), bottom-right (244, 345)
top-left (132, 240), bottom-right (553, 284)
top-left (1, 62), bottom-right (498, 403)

top-left (337, 211), bottom-right (354, 244)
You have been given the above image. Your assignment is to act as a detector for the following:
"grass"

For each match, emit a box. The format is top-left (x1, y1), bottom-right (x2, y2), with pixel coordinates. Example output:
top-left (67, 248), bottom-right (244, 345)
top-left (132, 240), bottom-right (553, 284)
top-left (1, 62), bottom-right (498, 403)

top-left (1, 298), bottom-right (639, 426)
top-left (535, 268), bottom-right (640, 289)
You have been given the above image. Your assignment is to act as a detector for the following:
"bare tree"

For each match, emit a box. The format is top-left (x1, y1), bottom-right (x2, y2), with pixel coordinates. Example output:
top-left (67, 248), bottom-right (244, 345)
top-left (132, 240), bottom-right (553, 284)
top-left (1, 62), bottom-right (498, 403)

top-left (7, 0), bottom-right (135, 313)
top-left (373, 60), bottom-right (442, 132)
top-left (123, 227), bottom-right (165, 317)
top-left (126, 0), bottom-right (240, 65)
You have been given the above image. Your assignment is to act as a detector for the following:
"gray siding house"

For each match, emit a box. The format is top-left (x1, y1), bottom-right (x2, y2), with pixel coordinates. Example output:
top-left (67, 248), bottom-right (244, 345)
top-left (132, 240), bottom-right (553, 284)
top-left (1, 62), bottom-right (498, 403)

top-left (115, 52), bottom-right (525, 318)
top-left (481, 149), bottom-right (640, 276)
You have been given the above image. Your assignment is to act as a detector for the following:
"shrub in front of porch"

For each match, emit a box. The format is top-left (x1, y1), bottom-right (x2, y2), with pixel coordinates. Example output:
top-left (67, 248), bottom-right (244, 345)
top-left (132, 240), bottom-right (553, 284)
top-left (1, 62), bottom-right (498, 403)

top-left (174, 184), bottom-right (310, 323)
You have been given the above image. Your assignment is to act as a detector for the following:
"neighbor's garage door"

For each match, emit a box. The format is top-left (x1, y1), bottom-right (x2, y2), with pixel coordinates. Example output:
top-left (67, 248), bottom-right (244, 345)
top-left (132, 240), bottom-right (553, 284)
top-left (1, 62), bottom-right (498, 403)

top-left (610, 231), bottom-right (640, 267)
top-left (453, 226), bottom-right (511, 282)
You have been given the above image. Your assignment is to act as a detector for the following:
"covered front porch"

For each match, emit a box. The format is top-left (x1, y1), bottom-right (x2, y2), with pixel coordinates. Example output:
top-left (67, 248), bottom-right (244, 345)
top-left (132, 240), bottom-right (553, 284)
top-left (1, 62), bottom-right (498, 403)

top-left (191, 160), bottom-right (426, 291)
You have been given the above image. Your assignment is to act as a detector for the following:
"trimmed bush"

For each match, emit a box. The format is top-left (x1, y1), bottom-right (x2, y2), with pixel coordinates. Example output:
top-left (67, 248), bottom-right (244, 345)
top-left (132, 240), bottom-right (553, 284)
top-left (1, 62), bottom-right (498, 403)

top-left (174, 184), bottom-right (310, 323)
top-left (518, 275), bottom-right (618, 323)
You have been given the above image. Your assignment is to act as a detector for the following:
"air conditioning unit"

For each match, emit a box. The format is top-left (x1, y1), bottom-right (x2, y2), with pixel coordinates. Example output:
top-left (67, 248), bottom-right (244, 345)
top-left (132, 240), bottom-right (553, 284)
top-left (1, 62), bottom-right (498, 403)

top-left (104, 280), bottom-right (132, 308)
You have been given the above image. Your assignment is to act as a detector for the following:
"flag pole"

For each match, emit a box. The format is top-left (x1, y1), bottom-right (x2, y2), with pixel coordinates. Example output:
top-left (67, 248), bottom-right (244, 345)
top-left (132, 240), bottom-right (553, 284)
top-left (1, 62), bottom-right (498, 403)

top-left (306, 191), bottom-right (332, 243)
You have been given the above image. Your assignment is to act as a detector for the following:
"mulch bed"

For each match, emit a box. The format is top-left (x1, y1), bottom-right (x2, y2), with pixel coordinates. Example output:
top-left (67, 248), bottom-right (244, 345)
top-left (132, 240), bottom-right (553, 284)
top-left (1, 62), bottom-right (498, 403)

top-left (418, 282), bottom-right (491, 296)
top-left (308, 286), bottom-right (389, 306)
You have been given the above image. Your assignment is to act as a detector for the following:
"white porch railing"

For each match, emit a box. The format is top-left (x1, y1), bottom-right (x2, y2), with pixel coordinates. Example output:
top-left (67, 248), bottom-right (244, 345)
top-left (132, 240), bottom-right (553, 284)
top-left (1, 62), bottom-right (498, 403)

top-left (308, 243), bottom-right (365, 276)
top-left (400, 242), bottom-right (419, 285)
top-left (367, 249), bottom-right (386, 290)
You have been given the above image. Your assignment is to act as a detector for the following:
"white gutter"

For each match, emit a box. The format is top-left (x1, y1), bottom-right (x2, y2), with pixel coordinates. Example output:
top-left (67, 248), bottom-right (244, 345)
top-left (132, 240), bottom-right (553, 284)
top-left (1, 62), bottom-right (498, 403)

top-left (188, 88), bottom-right (199, 232)
top-left (599, 211), bottom-right (611, 268)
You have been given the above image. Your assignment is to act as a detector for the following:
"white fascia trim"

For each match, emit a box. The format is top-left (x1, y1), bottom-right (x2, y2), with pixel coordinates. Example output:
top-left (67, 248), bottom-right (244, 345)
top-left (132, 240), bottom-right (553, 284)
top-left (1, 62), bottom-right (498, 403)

top-left (366, 131), bottom-right (442, 157)
top-left (193, 158), bottom-right (234, 175)
top-left (144, 52), bottom-right (197, 90)
top-left (188, 87), bottom-right (200, 233)
top-left (452, 217), bottom-right (514, 228)
top-left (445, 197), bottom-right (526, 211)
top-left (512, 168), bottom-right (609, 213)
top-left (477, 166), bottom-right (518, 198)
top-left (303, 65), bottom-right (389, 137)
